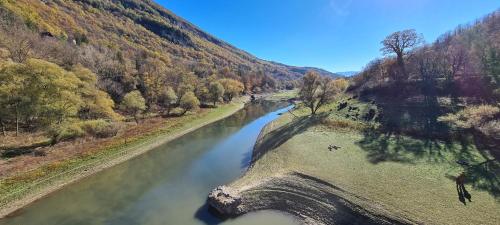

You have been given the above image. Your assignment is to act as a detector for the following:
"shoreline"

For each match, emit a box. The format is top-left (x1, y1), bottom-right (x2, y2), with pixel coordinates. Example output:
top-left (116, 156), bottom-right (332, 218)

top-left (209, 113), bottom-right (414, 225)
top-left (0, 97), bottom-right (250, 219)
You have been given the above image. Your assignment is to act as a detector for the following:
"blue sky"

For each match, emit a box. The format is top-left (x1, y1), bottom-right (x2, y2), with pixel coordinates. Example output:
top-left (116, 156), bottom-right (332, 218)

top-left (157, 0), bottom-right (499, 72)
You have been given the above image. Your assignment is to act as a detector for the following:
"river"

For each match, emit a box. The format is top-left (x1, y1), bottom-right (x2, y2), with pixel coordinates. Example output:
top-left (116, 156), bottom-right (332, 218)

top-left (0, 101), bottom-right (299, 225)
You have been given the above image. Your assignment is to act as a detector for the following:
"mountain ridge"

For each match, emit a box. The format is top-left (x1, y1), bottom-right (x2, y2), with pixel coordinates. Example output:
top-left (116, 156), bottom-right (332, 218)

top-left (2, 0), bottom-right (337, 81)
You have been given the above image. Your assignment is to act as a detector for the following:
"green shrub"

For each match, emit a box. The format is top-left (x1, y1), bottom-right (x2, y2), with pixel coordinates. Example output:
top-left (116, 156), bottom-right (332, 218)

top-left (79, 120), bottom-right (120, 138)
top-left (49, 122), bottom-right (85, 143)
top-left (49, 119), bottom-right (121, 143)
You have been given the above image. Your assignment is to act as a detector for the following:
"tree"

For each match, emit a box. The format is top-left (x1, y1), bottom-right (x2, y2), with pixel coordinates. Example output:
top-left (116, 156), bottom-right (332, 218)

top-left (219, 78), bottom-right (244, 101)
top-left (208, 81), bottom-right (224, 106)
top-left (179, 91), bottom-right (200, 115)
top-left (381, 29), bottom-right (423, 78)
top-left (121, 91), bottom-right (146, 123)
top-left (158, 86), bottom-right (177, 116)
top-left (2, 27), bottom-right (33, 63)
top-left (299, 71), bottom-right (345, 115)
top-left (72, 65), bottom-right (122, 121)
top-left (137, 57), bottom-right (169, 107)
top-left (174, 71), bottom-right (198, 103)
top-left (0, 59), bottom-right (83, 135)
top-left (195, 86), bottom-right (210, 104)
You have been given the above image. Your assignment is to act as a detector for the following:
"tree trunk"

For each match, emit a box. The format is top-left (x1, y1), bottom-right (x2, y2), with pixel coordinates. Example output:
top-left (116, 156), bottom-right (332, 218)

top-left (166, 105), bottom-right (171, 116)
top-left (133, 113), bottom-right (139, 124)
top-left (0, 120), bottom-right (5, 136)
top-left (396, 54), bottom-right (407, 79)
top-left (213, 100), bottom-right (217, 106)
top-left (15, 104), bottom-right (19, 137)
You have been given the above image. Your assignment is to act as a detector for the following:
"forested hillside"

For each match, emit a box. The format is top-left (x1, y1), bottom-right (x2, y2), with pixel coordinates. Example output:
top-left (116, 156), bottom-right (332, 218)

top-left (349, 11), bottom-right (499, 150)
top-left (0, 0), bottom-right (340, 142)
top-left (0, 0), bottom-right (337, 95)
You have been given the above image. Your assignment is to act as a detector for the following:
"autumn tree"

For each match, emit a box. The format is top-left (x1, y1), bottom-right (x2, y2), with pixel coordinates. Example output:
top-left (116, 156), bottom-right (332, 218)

top-left (208, 81), bottom-right (224, 106)
top-left (195, 86), bottom-right (210, 104)
top-left (72, 65), bottom-right (122, 121)
top-left (299, 71), bottom-right (346, 115)
top-left (219, 78), bottom-right (244, 101)
top-left (381, 29), bottom-right (423, 78)
top-left (121, 91), bottom-right (146, 123)
top-left (137, 57), bottom-right (169, 107)
top-left (0, 59), bottom-right (84, 135)
top-left (158, 86), bottom-right (177, 116)
top-left (179, 91), bottom-right (200, 115)
top-left (175, 71), bottom-right (198, 103)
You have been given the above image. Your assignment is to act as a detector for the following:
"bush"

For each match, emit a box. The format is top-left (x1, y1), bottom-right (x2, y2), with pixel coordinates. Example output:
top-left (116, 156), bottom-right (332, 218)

top-left (438, 105), bottom-right (499, 129)
top-left (79, 119), bottom-right (120, 138)
top-left (49, 122), bottom-right (85, 143)
top-left (49, 119), bottom-right (120, 143)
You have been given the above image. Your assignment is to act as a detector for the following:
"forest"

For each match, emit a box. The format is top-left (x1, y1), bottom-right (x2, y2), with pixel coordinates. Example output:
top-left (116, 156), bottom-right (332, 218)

top-left (0, 3), bottom-right (282, 145)
top-left (349, 11), bottom-right (499, 149)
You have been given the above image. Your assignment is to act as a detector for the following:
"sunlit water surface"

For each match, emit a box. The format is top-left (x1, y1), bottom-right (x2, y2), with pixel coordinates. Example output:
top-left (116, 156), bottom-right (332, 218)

top-left (0, 101), bottom-right (299, 225)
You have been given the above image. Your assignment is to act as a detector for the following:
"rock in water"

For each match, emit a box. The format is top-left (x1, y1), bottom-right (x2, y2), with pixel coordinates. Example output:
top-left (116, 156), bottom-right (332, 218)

top-left (207, 186), bottom-right (242, 217)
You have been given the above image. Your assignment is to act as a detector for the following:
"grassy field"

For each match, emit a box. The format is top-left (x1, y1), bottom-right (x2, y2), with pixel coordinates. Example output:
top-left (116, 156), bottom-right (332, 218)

top-left (263, 89), bottom-right (299, 101)
top-left (233, 98), bottom-right (500, 225)
top-left (0, 97), bottom-right (249, 217)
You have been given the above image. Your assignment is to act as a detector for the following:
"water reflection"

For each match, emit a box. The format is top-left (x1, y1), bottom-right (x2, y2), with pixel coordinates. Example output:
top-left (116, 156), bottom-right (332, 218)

top-left (1, 101), bottom-right (298, 225)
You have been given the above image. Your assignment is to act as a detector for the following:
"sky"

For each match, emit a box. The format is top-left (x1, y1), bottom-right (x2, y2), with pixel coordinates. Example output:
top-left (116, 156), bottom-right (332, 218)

top-left (157, 0), bottom-right (499, 72)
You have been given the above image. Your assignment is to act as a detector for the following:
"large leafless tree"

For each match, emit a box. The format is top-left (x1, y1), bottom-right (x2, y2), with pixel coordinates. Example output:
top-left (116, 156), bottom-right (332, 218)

top-left (381, 29), bottom-right (423, 78)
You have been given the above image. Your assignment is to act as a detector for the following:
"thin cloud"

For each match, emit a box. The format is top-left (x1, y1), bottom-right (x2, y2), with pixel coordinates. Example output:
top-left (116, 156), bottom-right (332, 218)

top-left (329, 0), bottom-right (353, 16)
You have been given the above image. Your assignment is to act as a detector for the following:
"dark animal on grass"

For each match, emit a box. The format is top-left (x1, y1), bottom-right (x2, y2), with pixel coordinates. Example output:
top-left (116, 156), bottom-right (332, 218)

top-left (328, 145), bottom-right (341, 151)
top-left (456, 173), bottom-right (472, 205)
top-left (337, 102), bottom-right (348, 111)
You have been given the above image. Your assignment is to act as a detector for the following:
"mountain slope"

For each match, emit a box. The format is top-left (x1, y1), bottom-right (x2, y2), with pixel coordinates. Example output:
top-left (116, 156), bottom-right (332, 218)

top-left (0, 0), bottom-right (336, 82)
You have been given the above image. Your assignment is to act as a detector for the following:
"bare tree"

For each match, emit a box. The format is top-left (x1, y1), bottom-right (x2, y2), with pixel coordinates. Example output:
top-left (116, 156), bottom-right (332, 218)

top-left (381, 29), bottom-right (423, 78)
top-left (6, 34), bottom-right (33, 63)
top-left (299, 71), bottom-right (347, 115)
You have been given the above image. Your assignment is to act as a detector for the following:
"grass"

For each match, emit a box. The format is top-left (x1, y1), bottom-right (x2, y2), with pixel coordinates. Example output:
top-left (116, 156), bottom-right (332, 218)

top-left (233, 98), bottom-right (500, 225)
top-left (0, 98), bottom-right (248, 213)
top-left (263, 89), bottom-right (299, 101)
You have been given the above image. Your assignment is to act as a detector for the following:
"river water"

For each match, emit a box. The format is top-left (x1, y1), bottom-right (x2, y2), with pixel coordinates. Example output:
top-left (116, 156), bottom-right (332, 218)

top-left (0, 101), bottom-right (299, 225)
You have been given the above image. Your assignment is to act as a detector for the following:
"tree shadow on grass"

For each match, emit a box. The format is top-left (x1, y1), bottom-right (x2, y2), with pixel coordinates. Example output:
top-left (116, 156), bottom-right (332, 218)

top-left (250, 113), bottom-right (329, 165)
top-left (356, 130), bottom-right (448, 164)
top-left (465, 160), bottom-right (500, 198)
top-left (357, 129), bottom-right (500, 198)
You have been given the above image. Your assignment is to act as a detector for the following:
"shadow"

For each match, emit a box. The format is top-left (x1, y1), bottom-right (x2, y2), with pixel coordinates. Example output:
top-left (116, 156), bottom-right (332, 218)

top-left (1, 141), bottom-right (51, 158)
top-left (194, 203), bottom-right (224, 225)
top-left (357, 129), bottom-right (500, 198)
top-left (240, 148), bottom-right (253, 170)
top-left (355, 79), bottom-right (499, 198)
top-left (465, 160), bottom-right (500, 198)
top-left (251, 113), bottom-right (329, 164)
top-left (456, 173), bottom-right (472, 205)
top-left (356, 129), bottom-right (447, 164)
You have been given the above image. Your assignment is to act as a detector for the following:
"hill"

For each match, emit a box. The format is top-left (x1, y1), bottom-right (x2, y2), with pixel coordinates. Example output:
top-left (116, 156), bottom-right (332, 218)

top-left (0, 0), bottom-right (336, 89)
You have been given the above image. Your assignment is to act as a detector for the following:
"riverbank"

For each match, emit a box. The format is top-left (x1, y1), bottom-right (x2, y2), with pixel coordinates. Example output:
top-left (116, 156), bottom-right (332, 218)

top-left (212, 98), bottom-right (500, 225)
top-left (0, 97), bottom-right (254, 218)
